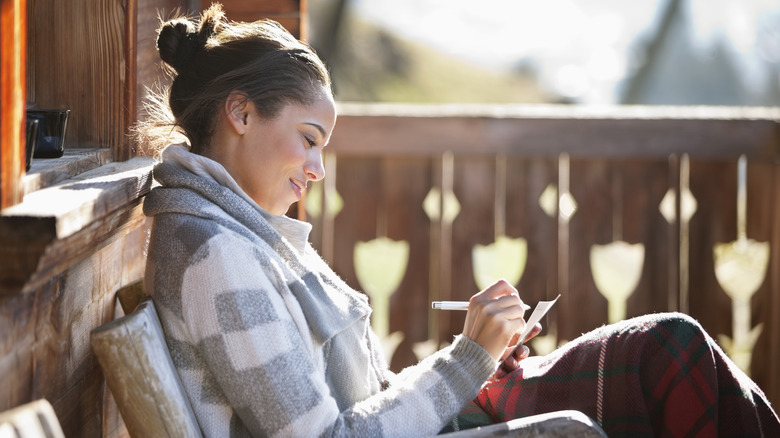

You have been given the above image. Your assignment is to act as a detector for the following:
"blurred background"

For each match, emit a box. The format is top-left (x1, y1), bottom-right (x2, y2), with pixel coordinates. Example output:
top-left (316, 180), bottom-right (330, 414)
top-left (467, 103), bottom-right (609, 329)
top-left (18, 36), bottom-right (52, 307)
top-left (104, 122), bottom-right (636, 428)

top-left (308, 0), bottom-right (780, 106)
top-left (296, 0), bottom-right (780, 392)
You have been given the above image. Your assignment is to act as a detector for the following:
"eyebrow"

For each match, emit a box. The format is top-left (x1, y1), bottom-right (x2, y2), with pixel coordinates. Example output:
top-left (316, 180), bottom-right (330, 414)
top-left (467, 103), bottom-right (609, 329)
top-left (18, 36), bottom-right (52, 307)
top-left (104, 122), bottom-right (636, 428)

top-left (304, 122), bottom-right (327, 138)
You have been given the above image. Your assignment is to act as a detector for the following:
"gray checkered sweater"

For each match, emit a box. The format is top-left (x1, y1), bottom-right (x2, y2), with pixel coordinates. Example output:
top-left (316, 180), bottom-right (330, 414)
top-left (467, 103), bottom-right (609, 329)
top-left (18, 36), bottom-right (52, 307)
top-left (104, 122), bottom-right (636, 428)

top-left (143, 146), bottom-right (497, 437)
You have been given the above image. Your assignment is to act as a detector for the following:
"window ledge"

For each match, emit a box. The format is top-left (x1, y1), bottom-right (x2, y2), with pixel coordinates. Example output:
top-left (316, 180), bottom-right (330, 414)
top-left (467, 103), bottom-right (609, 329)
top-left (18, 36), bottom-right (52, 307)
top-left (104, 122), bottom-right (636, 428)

top-left (1, 156), bottom-right (157, 295)
top-left (23, 148), bottom-right (113, 195)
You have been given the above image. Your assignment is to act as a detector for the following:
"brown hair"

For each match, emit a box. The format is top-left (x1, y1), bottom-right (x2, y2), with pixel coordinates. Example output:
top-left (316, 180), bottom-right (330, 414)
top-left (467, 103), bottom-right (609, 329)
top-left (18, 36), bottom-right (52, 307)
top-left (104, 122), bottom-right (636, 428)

top-left (136, 3), bottom-right (331, 155)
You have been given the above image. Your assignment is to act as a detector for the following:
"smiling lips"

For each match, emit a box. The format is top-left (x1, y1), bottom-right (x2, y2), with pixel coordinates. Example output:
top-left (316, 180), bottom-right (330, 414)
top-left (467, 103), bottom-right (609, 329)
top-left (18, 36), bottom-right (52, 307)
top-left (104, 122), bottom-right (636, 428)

top-left (290, 179), bottom-right (305, 199)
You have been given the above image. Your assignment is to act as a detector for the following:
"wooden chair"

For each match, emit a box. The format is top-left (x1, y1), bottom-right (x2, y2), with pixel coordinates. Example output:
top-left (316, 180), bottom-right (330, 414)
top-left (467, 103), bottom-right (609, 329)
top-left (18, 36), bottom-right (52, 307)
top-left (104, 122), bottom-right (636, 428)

top-left (91, 286), bottom-right (606, 438)
top-left (90, 299), bottom-right (202, 438)
top-left (0, 399), bottom-right (65, 438)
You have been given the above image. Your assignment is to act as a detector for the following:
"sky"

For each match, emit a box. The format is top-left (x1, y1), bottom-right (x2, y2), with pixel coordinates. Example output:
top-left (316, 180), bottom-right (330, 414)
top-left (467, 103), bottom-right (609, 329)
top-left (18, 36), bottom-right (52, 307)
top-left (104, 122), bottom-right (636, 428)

top-left (350, 0), bottom-right (780, 104)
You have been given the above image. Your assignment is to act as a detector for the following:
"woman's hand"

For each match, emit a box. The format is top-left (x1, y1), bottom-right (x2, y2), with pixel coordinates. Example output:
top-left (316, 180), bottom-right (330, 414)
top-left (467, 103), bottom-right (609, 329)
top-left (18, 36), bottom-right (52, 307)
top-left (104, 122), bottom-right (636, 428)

top-left (461, 279), bottom-right (530, 362)
top-left (492, 322), bottom-right (542, 379)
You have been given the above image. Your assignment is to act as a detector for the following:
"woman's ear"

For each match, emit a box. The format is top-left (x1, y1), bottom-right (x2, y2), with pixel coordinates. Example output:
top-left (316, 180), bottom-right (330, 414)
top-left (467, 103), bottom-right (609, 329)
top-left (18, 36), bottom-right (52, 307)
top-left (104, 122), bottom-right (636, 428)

top-left (225, 90), bottom-right (251, 135)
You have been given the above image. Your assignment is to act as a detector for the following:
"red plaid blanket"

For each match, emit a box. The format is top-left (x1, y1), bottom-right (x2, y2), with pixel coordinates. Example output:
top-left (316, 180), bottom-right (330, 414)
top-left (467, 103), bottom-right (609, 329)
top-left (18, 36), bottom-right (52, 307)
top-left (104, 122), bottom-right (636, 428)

top-left (452, 313), bottom-right (780, 437)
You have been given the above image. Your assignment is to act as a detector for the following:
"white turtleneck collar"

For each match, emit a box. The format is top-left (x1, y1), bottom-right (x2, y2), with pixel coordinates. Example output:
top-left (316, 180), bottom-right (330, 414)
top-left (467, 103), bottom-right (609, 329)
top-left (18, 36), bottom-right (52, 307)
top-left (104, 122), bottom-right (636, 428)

top-left (159, 144), bottom-right (313, 254)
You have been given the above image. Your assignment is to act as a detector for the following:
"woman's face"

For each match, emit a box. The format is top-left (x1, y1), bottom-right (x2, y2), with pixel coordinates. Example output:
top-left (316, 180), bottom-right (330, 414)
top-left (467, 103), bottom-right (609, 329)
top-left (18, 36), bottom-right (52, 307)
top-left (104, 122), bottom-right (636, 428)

top-left (231, 87), bottom-right (337, 215)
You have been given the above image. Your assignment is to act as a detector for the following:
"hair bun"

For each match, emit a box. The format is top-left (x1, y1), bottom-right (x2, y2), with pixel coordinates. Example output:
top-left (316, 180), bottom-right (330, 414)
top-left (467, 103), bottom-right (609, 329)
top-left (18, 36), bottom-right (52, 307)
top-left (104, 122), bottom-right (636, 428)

top-left (157, 5), bottom-right (226, 72)
top-left (157, 19), bottom-right (198, 72)
top-left (197, 4), bottom-right (224, 43)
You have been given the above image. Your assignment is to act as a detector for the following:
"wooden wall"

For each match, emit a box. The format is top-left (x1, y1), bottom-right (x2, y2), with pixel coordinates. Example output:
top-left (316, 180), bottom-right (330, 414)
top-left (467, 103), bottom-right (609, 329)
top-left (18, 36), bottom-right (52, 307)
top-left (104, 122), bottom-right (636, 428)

top-left (26, 0), bottom-right (127, 156)
top-left (0, 207), bottom-right (151, 437)
top-left (1, 1), bottom-right (307, 437)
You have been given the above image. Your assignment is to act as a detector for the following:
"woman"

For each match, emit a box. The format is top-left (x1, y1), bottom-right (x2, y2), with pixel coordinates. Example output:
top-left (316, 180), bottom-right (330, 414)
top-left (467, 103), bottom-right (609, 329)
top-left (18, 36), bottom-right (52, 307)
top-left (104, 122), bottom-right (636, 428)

top-left (140, 5), bottom-right (779, 437)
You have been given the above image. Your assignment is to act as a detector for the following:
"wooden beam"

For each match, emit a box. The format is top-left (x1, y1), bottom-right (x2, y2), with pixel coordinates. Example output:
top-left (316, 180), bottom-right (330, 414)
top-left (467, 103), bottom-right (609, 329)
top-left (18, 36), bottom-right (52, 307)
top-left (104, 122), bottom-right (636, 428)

top-left (0, 0), bottom-right (26, 209)
top-left (329, 104), bottom-right (780, 160)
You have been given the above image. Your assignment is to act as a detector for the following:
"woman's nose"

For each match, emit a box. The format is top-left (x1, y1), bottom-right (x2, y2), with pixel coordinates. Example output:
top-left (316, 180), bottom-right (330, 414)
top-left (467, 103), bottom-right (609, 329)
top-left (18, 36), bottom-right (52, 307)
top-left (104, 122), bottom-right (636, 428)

top-left (304, 150), bottom-right (325, 182)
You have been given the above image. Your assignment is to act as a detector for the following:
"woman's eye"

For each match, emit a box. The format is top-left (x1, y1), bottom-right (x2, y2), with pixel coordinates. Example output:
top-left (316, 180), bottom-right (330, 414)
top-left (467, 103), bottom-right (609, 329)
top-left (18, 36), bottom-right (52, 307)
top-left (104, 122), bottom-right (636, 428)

top-left (305, 136), bottom-right (316, 147)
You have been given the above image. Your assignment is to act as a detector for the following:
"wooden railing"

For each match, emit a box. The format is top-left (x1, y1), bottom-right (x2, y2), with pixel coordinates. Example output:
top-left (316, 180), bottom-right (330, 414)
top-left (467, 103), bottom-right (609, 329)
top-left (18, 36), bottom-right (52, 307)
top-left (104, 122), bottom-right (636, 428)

top-left (304, 103), bottom-right (780, 407)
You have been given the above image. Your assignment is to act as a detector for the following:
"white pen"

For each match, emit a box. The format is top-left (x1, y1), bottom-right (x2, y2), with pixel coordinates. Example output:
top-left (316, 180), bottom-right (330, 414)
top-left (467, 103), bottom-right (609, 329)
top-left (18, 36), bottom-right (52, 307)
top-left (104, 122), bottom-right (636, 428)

top-left (432, 301), bottom-right (531, 311)
top-left (431, 301), bottom-right (469, 310)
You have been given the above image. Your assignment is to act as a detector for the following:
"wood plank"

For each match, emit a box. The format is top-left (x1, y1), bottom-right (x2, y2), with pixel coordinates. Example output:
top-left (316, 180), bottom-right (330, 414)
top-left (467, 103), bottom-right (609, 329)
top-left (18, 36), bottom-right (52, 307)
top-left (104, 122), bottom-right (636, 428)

top-left (329, 104), bottom-right (780, 159)
top-left (211, 0), bottom-right (303, 38)
top-left (384, 157), bottom-right (431, 369)
top-left (299, 0), bottom-right (308, 41)
top-left (506, 157), bottom-right (558, 351)
top-left (331, 156), bottom-right (380, 294)
top-left (0, 158), bottom-right (153, 295)
top-left (564, 159), bottom-right (612, 339)
top-left (768, 161), bottom-right (780, 408)
top-left (685, 158), bottom-right (777, 407)
top-left (0, 201), bottom-right (150, 296)
top-left (620, 160), bottom-right (672, 318)
top-left (0, 0), bottom-right (27, 209)
top-left (562, 158), bottom-right (671, 340)
top-left (740, 160), bottom-right (777, 408)
top-left (120, 0), bottom-right (137, 161)
top-left (687, 159), bottom-right (738, 346)
top-left (31, 233), bottom-right (145, 398)
top-left (447, 156), bottom-right (494, 344)
top-left (22, 148), bottom-right (112, 195)
top-left (135, 0), bottom-right (192, 137)
top-left (1, 210), bottom-right (148, 433)
top-left (2, 157), bottom-right (154, 239)
top-left (49, 362), bottom-right (107, 438)
top-left (219, 0), bottom-right (300, 15)
top-left (28, 0), bottom-right (125, 151)
top-left (0, 291), bottom-right (35, 411)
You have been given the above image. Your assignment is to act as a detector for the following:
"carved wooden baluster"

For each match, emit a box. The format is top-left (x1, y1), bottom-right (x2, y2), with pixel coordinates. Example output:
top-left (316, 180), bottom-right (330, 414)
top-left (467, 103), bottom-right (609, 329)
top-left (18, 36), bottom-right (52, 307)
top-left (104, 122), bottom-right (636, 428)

top-left (472, 154), bottom-right (528, 291)
top-left (714, 155), bottom-right (770, 375)
top-left (590, 166), bottom-right (645, 324)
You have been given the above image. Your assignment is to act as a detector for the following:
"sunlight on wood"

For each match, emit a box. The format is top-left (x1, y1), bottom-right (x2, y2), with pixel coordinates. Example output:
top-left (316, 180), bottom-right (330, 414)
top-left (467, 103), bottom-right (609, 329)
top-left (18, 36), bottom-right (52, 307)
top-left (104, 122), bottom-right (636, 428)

top-left (538, 183), bottom-right (558, 218)
top-left (354, 237), bottom-right (410, 360)
top-left (713, 155), bottom-right (770, 376)
top-left (472, 236), bottom-right (528, 291)
top-left (590, 241), bottom-right (645, 323)
top-left (304, 181), bottom-right (343, 219)
top-left (423, 187), bottom-right (461, 224)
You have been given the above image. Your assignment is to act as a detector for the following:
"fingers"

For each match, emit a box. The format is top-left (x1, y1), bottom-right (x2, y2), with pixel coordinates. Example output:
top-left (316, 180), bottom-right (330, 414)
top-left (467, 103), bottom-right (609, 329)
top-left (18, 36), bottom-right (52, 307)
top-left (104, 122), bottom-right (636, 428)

top-left (468, 280), bottom-right (530, 321)
top-left (471, 279), bottom-right (529, 307)
top-left (495, 345), bottom-right (530, 379)
top-left (463, 279), bottom-right (520, 337)
top-left (462, 279), bottom-right (530, 361)
top-left (522, 323), bottom-right (543, 343)
top-left (465, 294), bottom-right (527, 336)
top-left (495, 323), bottom-right (541, 378)
top-left (505, 345), bottom-right (530, 369)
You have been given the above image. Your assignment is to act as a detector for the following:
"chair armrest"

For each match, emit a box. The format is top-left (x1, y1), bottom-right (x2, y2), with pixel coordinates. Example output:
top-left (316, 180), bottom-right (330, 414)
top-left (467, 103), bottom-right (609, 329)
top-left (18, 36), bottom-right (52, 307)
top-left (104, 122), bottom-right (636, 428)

top-left (439, 410), bottom-right (607, 438)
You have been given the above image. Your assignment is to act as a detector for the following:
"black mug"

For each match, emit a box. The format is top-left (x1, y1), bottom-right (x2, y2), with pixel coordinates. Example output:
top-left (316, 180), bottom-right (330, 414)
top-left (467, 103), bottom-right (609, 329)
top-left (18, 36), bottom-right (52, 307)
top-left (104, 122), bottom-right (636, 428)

top-left (27, 109), bottom-right (70, 159)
